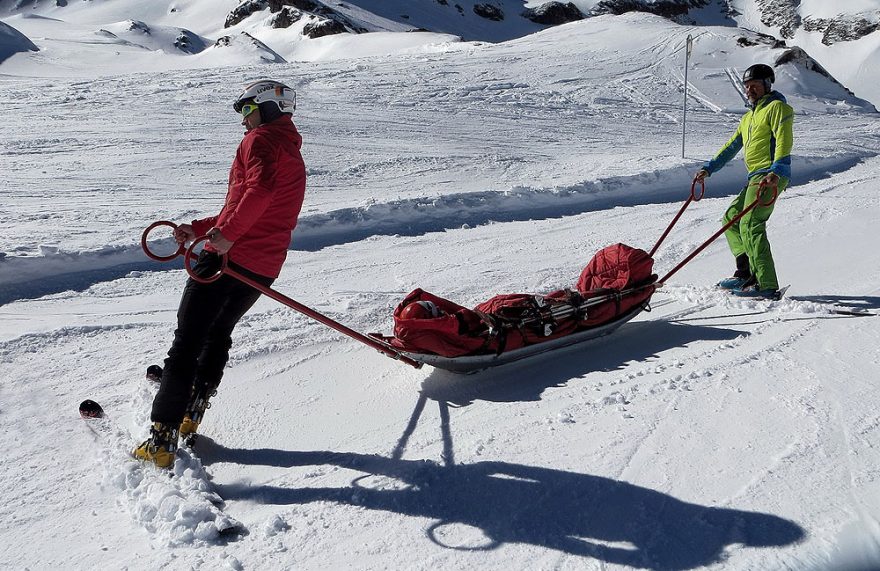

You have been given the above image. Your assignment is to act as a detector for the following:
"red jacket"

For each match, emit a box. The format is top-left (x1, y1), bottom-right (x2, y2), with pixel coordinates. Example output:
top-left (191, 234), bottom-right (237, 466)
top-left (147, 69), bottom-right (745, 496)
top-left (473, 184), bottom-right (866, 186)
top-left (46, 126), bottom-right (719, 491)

top-left (192, 116), bottom-right (306, 278)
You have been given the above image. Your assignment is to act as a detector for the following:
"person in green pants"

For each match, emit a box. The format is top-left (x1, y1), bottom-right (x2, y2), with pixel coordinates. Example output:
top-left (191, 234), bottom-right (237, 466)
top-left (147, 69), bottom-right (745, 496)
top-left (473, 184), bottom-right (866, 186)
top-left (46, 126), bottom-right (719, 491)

top-left (694, 63), bottom-right (794, 299)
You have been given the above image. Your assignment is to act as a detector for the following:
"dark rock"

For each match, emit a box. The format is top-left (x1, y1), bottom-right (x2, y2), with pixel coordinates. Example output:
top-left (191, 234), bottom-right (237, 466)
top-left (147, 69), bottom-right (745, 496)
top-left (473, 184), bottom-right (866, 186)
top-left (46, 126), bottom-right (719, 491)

top-left (225, 0), bottom-right (367, 33)
top-left (473, 3), bottom-right (504, 21)
top-left (754, 0), bottom-right (800, 39)
top-left (173, 30), bottom-right (207, 54)
top-left (736, 32), bottom-right (785, 48)
top-left (523, 2), bottom-right (584, 26)
top-left (803, 14), bottom-right (880, 45)
top-left (226, 0), bottom-right (267, 27)
top-left (303, 18), bottom-right (347, 38)
top-left (127, 20), bottom-right (150, 34)
top-left (590, 0), bottom-right (709, 19)
top-left (213, 32), bottom-right (286, 62)
top-left (271, 6), bottom-right (303, 28)
top-left (774, 46), bottom-right (835, 81)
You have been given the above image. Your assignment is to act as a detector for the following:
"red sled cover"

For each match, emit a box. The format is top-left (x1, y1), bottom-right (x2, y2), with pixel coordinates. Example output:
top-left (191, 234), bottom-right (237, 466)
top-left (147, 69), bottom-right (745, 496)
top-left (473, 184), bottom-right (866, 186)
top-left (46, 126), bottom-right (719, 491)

top-left (391, 244), bottom-right (656, 357)
top-left (390, 289), bottom-right (490, 357)
top-left (577, 243), bottom-right (655, 326)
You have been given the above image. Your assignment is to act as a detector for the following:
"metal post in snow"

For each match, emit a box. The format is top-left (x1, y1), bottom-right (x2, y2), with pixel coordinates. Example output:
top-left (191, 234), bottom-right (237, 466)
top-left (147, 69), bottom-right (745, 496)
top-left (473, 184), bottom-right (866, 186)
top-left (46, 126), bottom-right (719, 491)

top-left (682, 33), bottom-right (693, 159)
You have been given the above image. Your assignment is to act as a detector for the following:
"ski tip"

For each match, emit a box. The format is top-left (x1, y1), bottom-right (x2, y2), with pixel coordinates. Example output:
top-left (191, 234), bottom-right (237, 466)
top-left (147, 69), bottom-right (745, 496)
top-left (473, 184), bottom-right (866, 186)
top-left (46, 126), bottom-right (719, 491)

top-left (776, 285), bottom-right (790, 299)
top-left (146, 364), bottom-right (163, 383)
top-left (79, 399), bottom-right (105, 419)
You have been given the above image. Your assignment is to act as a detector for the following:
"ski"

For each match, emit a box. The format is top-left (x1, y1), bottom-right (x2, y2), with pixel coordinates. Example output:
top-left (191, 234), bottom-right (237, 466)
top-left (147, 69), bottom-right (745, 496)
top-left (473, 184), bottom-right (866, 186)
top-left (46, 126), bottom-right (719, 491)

top-left (78, 398), bottom-right (245, 543)
top-left (819, 304), bottom-right (876, 317)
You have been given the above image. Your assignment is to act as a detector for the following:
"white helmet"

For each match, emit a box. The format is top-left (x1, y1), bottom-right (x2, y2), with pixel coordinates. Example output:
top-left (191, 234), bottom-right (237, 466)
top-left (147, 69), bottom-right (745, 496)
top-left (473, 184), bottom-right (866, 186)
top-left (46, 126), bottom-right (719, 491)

top-left (233, 79), bottom-right (296, 115)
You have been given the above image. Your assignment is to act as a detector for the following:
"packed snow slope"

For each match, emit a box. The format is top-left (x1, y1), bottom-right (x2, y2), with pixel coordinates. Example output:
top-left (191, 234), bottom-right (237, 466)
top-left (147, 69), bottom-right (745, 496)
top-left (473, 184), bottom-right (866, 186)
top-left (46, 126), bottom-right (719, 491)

top-left (2, 10), bottom-right (880, 571)
top-left (2, 0), bottom-right (879, 110)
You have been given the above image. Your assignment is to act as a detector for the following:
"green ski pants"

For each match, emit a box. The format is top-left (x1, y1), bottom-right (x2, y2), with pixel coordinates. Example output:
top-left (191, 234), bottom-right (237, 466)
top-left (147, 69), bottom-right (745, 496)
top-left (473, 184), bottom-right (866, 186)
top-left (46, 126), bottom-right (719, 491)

top-left (722, 175), bottom-right (788, 291)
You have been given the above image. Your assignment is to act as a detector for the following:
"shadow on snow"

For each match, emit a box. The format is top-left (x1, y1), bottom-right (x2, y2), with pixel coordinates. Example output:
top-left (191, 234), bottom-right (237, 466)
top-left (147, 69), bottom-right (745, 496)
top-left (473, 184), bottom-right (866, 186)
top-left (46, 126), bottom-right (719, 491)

top-left (419, 319), bottom-right (745, 406)
top-left (205, 446), bottom-right (804, 569)
top-left (199, 319), bottom-right (802, 569)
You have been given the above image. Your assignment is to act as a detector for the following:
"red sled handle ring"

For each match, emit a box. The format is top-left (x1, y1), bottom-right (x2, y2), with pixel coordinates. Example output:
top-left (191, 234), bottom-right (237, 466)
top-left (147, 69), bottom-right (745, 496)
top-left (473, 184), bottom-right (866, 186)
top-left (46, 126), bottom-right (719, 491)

top-left (185, 235), bottom-right (228, 284)
top-left (141, 221), bottom-right (228, 284)
top-left (141, 220), bottom-right (186, 262)
top-left (691, 178), bottom-right (705, 201)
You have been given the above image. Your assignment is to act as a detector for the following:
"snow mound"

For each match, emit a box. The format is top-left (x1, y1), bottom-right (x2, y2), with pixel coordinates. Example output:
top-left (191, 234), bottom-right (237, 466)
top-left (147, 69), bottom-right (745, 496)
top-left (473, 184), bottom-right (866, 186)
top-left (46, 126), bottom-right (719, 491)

top-left (98, 20), bottom-right (210, 54)
top-left (0, 20), bottom-right (37, 63)
top-left (196, 31), bottom-right (286, 65)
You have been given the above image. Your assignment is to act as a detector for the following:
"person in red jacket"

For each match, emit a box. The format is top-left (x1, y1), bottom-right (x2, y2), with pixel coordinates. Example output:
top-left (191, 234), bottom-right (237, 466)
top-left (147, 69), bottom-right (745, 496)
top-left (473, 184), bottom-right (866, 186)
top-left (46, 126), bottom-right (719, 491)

top-left (134, 80), bottom-right (306, 468)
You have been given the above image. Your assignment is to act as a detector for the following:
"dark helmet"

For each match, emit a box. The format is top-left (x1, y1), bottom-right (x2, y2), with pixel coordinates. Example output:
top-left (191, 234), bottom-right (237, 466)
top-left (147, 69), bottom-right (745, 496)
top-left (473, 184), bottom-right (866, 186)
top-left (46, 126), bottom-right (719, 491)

top-left (742, 64), bottom-right (775, 91)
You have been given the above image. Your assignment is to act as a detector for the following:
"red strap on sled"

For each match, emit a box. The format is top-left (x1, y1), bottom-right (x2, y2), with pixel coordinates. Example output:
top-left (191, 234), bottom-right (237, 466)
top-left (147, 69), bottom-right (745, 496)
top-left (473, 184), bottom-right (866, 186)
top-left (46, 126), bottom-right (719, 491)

top-left (141, 222), bottom-right (423, 369)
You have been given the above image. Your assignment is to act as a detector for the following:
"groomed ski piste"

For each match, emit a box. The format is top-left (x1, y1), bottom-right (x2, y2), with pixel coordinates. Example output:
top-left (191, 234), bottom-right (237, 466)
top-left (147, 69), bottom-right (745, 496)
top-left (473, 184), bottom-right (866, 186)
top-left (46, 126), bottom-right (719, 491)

top-left (2, 8), bottom-right (880, 571)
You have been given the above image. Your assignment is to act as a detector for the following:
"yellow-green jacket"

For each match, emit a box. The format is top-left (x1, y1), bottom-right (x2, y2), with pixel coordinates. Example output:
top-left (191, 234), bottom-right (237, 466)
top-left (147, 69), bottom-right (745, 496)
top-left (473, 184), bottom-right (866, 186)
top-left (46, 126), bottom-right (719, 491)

top-left (704, 91), bottom-right (794, 179)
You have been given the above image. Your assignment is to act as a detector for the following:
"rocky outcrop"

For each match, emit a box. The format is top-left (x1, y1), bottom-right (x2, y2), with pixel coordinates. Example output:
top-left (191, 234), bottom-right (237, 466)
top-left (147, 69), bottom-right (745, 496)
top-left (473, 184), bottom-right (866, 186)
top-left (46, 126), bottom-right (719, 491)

top-left (270, 6), bottom-right (303, 28)
top-left (173, 30), bottom-right (207, 54)
top-left (802, 13), bottom-right (880, 45)
top-left (125, 20), bottom-right (150, 35)
top-left (753, 0), bottom-right (800, 39)
top-left (590, 0), bottom-right (709, 19)
top-left (746, 0), bottom-right (879, 44)
top-left (774, 46), bottom-right (834, 81)
top-left (522, 2), bottom-right (584, 26)
top-left (0, 20), bottom-right (39, 64)
top-left (225, 0), bottom-right (366, 35)
top-left (213, 31), bottom-right (287, 62)
top-left (302, 18), bottom-right (347, 38)
top-left (735, 32), bottom-right (785, 49)
top-left (473, 3), bottom-right (504, 21)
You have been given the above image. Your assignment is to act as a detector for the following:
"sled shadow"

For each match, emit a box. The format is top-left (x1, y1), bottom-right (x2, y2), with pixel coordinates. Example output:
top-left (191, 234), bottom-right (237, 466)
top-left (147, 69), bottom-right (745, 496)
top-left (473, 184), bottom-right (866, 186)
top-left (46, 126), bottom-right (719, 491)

top-left (420, 320), bottom-right (744, 406)
top-left (207, 446), bottom-right (804, 569)
top-left (788, 295), bottom-right (880, 310)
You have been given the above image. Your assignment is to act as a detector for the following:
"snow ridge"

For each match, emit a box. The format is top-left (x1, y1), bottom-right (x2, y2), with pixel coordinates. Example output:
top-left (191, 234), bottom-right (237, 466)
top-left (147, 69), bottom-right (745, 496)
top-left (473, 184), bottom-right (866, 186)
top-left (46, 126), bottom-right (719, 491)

top-left (0, 151), bottom-right (868, 305)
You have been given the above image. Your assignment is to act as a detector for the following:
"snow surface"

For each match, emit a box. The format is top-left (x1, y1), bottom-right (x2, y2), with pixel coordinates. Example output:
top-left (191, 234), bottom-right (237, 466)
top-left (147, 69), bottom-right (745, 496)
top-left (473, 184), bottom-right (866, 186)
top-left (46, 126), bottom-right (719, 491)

top-left (2, 7), bottom-right (880, 571)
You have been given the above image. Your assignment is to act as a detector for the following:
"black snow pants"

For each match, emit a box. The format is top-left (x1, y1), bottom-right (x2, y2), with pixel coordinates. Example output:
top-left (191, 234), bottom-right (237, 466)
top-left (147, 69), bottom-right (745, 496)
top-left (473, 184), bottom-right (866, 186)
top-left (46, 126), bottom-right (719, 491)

top-left (151, 252), bottom-right (274, 424)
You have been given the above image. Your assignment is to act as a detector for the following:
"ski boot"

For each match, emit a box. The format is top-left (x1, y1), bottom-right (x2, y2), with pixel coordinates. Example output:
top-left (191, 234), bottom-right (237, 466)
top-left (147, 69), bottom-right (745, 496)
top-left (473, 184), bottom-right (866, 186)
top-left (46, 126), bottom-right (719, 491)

top-left (731, 285), bottom-right (784, 300)
top-left (717, 276), bottom-right (748, 290)
top-left (179, 387), bottom-right (216, 447)
top-left (133, 422), bottom-right (179, 469)
top-left (718, 273), bottom-right (756, 291)
top-left (719, 255), bottom-right (754, 290)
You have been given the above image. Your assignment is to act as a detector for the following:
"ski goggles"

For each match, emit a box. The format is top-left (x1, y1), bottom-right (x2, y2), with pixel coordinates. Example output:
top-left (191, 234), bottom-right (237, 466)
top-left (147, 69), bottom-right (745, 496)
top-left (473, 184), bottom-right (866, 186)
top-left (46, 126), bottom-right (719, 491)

top-left (239, 103), bottom-right (259, 118)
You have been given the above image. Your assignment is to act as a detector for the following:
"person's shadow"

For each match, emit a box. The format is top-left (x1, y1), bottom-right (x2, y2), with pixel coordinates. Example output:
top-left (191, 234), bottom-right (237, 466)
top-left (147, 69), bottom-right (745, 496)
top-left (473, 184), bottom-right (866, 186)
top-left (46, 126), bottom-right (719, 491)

top-left (205, 444), bottom-right (804, 569)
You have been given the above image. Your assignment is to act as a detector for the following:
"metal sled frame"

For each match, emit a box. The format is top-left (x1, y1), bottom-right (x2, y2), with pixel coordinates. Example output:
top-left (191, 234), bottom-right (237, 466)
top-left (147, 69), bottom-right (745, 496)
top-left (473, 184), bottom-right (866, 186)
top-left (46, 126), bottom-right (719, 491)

top-left (403, 299), bottom-right (651, 374)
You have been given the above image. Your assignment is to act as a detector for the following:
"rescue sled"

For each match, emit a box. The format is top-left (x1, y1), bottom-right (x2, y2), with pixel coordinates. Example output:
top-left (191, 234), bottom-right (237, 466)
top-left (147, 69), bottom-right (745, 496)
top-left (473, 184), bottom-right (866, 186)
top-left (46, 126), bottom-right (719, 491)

top-left (378, 243), bottom-right (657, 374)
top-left (398, 299), bottom-right (651, 374)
